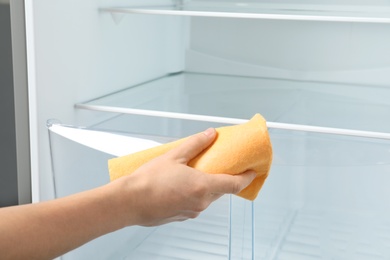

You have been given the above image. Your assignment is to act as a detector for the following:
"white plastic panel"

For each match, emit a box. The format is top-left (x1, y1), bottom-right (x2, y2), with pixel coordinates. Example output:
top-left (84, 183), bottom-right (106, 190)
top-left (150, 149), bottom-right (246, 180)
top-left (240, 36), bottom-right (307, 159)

top-left (102, 1), bottom-right (390, 23)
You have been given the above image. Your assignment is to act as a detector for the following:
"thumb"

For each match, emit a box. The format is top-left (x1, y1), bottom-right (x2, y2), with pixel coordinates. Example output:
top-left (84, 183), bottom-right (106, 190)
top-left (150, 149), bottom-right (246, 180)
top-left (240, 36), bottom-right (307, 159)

top-left (168, 128), bottom-right (217, 164)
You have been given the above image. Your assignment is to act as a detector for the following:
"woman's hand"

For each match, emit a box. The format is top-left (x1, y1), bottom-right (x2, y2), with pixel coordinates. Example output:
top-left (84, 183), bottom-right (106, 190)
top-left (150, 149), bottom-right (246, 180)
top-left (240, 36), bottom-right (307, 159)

top-left (112, 128), bottom-right (257, 227)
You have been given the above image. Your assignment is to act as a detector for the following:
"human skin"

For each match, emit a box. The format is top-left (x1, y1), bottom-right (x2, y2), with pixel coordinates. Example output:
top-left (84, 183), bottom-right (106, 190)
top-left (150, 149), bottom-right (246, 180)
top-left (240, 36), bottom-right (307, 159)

top-left (0, 128), bottom-right (256, 260)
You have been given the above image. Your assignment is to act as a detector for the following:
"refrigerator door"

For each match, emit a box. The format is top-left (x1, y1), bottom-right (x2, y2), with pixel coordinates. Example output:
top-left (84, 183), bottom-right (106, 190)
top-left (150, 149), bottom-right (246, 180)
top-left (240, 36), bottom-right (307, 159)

top-left (0, 2), bottom-right (19, 207)
top-left (1, 0), bottom-right (32, 206)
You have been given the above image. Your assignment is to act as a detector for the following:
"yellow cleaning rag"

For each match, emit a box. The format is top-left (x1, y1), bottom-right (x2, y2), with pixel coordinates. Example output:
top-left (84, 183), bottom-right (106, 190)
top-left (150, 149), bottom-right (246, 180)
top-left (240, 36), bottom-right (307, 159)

top-left (108, 114), bottom-right (273, 200)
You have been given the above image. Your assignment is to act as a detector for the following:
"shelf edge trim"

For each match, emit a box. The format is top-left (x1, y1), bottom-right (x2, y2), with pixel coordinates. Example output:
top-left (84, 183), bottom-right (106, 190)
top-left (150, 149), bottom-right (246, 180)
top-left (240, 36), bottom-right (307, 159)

top-left (75, 104), bottom-right (390, 140)
top-left (100, 7), bottom-right (390, 24)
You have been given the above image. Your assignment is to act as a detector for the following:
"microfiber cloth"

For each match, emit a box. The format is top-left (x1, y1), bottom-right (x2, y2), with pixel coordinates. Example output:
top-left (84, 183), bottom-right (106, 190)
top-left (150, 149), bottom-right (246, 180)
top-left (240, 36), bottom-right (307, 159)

top-left (108, 114), bottom-right (273, 201)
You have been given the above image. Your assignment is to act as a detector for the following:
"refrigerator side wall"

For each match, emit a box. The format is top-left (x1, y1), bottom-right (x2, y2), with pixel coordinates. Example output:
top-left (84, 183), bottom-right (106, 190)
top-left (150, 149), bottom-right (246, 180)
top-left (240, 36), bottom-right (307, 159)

top-left (26, 0), bottom-right (186, 201)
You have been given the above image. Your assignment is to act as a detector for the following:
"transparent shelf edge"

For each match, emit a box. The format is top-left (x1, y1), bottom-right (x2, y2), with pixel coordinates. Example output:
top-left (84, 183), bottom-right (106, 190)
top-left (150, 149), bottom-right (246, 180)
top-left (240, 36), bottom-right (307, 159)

top-left (100, 6), bottom-right (390, 24)
top-left (75, 103), bottom-right (390, 140)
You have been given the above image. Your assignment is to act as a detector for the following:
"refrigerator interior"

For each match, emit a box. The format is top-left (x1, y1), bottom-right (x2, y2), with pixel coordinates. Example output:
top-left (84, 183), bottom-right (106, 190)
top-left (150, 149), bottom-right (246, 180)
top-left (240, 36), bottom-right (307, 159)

top-left (26, 0), bottom-right (390, 259)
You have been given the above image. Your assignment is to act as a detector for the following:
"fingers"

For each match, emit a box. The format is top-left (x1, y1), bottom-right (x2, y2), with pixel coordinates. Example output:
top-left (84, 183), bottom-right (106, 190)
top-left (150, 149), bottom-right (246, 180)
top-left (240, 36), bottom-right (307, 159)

top-left (168, 128), bottom-right (217, 164)
top-left (207, 170), bottom-right (257, 195)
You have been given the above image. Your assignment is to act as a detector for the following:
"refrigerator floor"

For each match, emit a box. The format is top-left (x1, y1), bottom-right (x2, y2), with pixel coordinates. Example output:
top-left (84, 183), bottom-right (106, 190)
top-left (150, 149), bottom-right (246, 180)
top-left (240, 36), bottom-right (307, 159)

top-left (123, 196), bottom-right (232, 260)
top-left (259, 207), bottom-right (390, 260)
top-left (119, 204), bottom-right (390, 260)
top-left (120, 204), bottom-right (390, 260)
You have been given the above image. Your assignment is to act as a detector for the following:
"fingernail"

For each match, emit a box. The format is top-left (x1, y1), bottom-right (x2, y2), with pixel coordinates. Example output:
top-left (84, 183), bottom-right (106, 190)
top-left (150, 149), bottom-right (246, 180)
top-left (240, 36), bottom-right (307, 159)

top-left (203, 128), bottom-right (215, 137)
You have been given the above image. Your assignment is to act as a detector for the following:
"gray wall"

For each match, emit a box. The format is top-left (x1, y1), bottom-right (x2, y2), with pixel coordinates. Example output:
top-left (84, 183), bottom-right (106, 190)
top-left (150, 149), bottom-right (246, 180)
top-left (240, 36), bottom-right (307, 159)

top-left (0, 3), bottom-right (18, 207)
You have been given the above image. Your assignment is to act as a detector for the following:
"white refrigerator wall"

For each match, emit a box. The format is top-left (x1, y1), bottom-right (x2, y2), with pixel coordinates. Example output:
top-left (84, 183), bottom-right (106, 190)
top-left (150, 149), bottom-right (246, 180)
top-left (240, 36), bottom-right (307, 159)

top-left (187, 18), bottom-right (390, 86)
top-left (27, 0), bottom-right (390, 202)
top-left (27, 0), bottom-right (186, 201)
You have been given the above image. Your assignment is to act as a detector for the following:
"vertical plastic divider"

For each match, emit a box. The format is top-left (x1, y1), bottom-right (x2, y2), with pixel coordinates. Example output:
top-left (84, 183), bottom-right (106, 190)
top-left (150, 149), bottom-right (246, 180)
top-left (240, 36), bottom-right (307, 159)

top-left (46, 124), bottom-right (60, 259)
top-left (229, 194), bottom-right (232, 260)
top-left (252, 200), bottom-right (255, 260)
top-left (47, 119), bottom-right (61, 200)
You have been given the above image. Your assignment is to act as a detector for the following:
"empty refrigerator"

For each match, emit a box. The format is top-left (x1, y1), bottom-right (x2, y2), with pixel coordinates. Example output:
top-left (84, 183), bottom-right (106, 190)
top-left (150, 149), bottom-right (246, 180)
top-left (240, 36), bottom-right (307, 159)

top-left (16, 0), bottom-right (390, 259)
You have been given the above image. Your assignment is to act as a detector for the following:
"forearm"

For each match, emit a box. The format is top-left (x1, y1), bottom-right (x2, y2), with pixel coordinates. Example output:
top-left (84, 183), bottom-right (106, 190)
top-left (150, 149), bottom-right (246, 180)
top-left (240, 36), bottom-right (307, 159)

top-left (0, 182), bottom-right (131, 260)
top-left (0, 127), bottom-right (257, 259)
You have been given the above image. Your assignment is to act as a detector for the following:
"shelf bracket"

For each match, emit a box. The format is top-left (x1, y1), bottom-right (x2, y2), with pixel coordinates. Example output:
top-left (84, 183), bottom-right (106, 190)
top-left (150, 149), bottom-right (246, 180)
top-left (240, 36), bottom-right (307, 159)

top-left (110, 12), bottom-right (125, 25)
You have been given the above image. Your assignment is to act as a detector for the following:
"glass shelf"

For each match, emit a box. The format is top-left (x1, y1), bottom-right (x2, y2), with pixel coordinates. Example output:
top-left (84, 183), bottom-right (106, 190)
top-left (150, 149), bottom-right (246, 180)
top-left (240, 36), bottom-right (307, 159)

top-left (101, 1), bottom-right (390, 24)
top-left (76, 72), bottom-right (390, 139)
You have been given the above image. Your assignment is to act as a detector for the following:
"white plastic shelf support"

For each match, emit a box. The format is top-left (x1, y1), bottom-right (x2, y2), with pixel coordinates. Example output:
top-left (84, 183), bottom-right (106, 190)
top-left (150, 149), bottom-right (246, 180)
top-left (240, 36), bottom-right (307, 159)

top-left (100, 3), bottom-right (390, 24)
